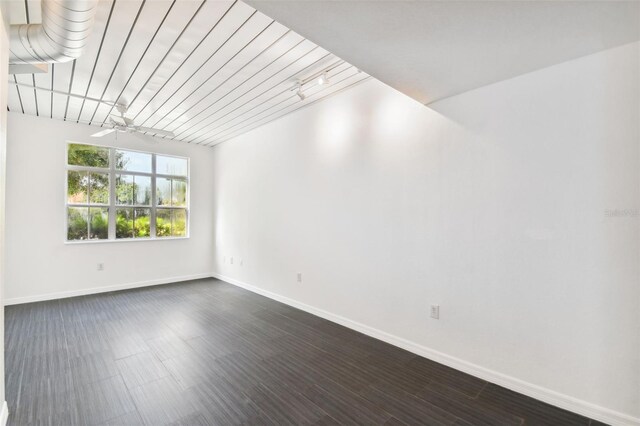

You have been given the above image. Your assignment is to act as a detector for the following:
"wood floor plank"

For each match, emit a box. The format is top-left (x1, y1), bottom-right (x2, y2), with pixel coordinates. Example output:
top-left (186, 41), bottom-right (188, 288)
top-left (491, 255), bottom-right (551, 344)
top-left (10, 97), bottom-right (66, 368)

top-left (12, 372), bottom-right (78, 426)
top-left (145, 333), bottom-right (195, 362)
top-left (100, 410), bottom-right (144, 426)
top-left (69, 350), bottom-right (120, 386)
top-left (106, 331), bottom-right (151, 360)
top-left (161, 350), bottom-right (219, 391)
top-left (128, 376), bottom-right (200, 425)
top-left (406, 355), bottom-right (488, 398)
top-left (302, 383), bottom-right (393, 425)
top-left (186, 373), bottom-right (266, 424)
top-left (416, 382), bottom-right (524, 425)
top-left (65, 324), bottom-right (112, 357)
top-left (167, 412), bottom-right (211, 426)
top-left (115, 351), bottom-right (171, 389)
top-left (75, 375), bottom-right (136, 425)
top-left (360, 381), bottom-right (460, 425)
top-left (477, 383), bottom-right (591, 425)
top-left (246, 382), bottom-right (329, 425)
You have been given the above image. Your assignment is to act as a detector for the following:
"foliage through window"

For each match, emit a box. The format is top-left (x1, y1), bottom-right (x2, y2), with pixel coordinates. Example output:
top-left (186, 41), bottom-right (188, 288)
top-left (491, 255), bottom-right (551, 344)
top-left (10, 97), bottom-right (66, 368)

top-left (66, 143), bottom-right (189, 241)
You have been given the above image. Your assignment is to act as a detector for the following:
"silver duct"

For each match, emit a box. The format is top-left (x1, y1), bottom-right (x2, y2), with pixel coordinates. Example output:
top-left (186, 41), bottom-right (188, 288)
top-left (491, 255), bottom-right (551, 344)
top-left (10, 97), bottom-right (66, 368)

top-left (9, 0), bottom-right (99, 64)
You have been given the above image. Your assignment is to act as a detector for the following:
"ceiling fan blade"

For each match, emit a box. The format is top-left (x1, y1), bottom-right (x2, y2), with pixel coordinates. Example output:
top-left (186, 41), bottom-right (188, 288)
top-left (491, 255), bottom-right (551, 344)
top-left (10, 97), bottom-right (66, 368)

top-left (136, 126), bottom-right (175, 138)
top-left (91, 128), bottom-right (116, 138)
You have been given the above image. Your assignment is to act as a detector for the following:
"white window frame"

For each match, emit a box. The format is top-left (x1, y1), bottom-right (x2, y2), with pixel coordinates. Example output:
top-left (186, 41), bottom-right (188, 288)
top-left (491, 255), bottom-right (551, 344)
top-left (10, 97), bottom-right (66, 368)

top-left (65, 142), bottom-right (190, 243)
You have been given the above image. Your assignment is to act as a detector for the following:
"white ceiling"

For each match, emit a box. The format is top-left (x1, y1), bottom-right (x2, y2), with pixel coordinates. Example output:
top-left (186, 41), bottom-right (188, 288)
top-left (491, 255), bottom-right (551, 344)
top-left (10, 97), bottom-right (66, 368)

top-left (245, 0), bottom-right (640, 105)
top-left (6, 0), bottom-right (369, 146)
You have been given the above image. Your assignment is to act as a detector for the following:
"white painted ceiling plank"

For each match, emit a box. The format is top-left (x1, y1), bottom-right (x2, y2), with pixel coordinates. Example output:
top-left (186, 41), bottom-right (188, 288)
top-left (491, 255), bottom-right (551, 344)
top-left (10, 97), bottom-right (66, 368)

top-left (166, 34), bottom-right (312, 136)
top-left (90, 0), bottom-right (205, 126)
top-left (7, 1), bottom-right (27, 24)
top-left (64, 0), bottom-right (116, 122)
top-left (10, 1), bottom-right (36, 116)
top-left (33, 71), bottom-right (52, 118)
top-left (139, 13), bottom-right (280, 129)
top-left (194, 62), bottom-right (354, 144)
top-left (28, 0), bottom-right (51, 117)
top-left (8, 77), bottom-right (23, 113)
top-left (174, 47), bottom-right (333, 142)
top-left (132, 3), bottom-right (261, 124)
top-left (120, 0), bottom-right (236, 121)
top-left (51, 61), bottom-right (75, 120)
top-left (25, 0), bottom-right (41, 22)
top-left (212, 71), bottom-right (369, 145)
top-left (82, 0), bottom-right (175, 124)
top-left (14, 74), bottom-right (38, 116)
top-left (159, 30), bottom-right (304, 133)
top-left (75, 0), bottom-right (146, 122)
top-left (144, 20), bottom-right (289, 130)
top-left (127, 1), bottom-right (253, 120)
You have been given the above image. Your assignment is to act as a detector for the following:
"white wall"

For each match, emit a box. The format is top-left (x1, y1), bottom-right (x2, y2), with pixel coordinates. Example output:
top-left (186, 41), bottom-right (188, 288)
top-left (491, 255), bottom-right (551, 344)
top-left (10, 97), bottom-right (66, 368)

top-left (211, 42), bottom-right (640, 424)
top-left (5, 113), bottom-right (215, 303)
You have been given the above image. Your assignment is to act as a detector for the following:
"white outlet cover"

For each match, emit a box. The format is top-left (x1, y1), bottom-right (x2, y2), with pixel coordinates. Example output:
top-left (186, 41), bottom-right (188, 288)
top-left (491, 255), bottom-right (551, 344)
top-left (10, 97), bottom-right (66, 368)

top-left (430, 305), bottom-right (440, 319)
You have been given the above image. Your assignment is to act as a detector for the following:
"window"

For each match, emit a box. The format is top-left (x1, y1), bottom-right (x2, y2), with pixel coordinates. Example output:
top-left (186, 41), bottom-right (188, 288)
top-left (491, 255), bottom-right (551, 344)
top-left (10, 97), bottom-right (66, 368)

top-left (66, 143), bottom-right (189, 242)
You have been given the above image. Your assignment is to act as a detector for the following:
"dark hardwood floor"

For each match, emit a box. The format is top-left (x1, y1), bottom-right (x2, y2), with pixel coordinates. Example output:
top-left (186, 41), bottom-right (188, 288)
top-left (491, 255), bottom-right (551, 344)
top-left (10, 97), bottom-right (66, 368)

top-left (5, 278), bottom-right (603, 425)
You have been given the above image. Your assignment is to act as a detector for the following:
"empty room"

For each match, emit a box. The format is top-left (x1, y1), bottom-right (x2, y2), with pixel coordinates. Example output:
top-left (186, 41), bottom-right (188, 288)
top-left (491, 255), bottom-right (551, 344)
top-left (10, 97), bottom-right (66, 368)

top-left (0, 0), bottom-right (637, 425)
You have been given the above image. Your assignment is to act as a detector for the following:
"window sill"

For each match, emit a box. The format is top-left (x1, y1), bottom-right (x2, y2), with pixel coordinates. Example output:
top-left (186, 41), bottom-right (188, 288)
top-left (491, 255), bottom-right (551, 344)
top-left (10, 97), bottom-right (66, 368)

top-left (64, 236), bottom-right (190, 245)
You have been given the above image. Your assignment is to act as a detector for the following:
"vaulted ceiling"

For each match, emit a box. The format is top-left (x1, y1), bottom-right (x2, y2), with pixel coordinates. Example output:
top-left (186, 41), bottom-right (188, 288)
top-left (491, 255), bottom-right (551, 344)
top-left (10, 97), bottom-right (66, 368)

top-left (6, 0), bottom-right (369, 146)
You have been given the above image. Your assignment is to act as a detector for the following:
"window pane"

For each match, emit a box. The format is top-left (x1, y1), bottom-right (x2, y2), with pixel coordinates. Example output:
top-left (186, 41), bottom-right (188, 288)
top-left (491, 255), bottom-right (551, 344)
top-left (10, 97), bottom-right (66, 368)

top-left (116, 175), bottom-right (134, 205)
top-left (134, 176), bottom-right (152, 205)
top-left (116, 150), bottom-right (152, 173)
top-left (157, 155), bottom-right (187, 176)
top-left (156, 209), bottom-right (172, 237)
top-left (156, 178), bottom-right (171, 206)
top-left (67, 145), bottom-right (189, 242)
top-left (67, 171), bottom-right (88, 204)
top-left (134, 208), bottom-right (151, 238)
top-left (89, 173), bottom-right (109, 204)
top-left (67, 207), bottom-right (88, 240)
top-left (172, 209), bottom-right (187, 237)
top-left (172, 179), bottom-right (187, 207)
top-left (89, 208), bottom-right (108, 240)
top-left (68, 143), bottom-right (109, 168)
top-left (116, 208), bottom-right (134, 239)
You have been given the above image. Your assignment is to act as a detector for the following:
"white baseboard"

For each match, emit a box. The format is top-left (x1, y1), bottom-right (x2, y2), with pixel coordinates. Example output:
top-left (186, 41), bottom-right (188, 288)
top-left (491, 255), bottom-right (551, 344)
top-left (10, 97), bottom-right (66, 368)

top-left (0, 401), bottom-right (8, 426)
top-left (4, 273), bottom-right (212, 305)
top-left (212, 272), bottom-right (640, 426)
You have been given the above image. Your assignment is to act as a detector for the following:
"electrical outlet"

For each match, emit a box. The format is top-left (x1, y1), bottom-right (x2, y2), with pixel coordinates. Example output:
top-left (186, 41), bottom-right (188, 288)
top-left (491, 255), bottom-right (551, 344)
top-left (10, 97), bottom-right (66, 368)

top-left (430, 305), bottom-right (440, 319)
top-left (223, 256), bottom-right (226, 264)
top-left (97, 263), bottom-right (104, 271)
top-left (230, 257), bottom-right (234, 265)
top-left (240, 259), bottom-right (243, 266)
top-left (297, 273), bottom-right (302, 283)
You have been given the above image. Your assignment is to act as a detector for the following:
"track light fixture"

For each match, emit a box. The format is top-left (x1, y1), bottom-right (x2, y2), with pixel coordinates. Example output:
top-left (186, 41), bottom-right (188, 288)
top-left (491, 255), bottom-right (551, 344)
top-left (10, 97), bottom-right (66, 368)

top-left (296, 83), bottom-right (306, 100)
top-left (317, 71), bottom-right (329, 85)
top-left (291, 61), bottom-right (344, 102)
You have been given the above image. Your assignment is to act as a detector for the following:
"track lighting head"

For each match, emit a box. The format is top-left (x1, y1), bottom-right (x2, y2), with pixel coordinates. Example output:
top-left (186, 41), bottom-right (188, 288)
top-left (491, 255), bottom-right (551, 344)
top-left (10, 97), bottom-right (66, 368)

top-left (318, 71), bottom-right (329, 85)
top-left (296, 83), bottom-right (306, 100)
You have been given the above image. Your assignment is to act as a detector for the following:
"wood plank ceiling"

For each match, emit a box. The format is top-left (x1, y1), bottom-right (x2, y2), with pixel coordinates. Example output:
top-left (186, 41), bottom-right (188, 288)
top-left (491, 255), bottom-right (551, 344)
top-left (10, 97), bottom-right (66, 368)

top-left (6, 0), bottom-right (370, 146)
